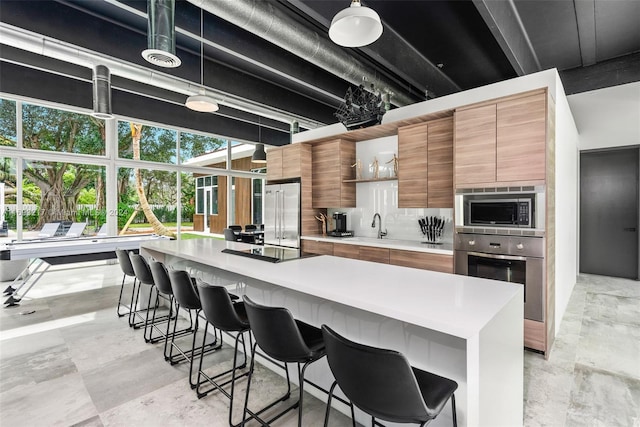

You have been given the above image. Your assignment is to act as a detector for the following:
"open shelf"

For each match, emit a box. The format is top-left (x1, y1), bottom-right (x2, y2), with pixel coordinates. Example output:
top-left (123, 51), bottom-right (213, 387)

top-left (342, 177), bottom-right (398, 183)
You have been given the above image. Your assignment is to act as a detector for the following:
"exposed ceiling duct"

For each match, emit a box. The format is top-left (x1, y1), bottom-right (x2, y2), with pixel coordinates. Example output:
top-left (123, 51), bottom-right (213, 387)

top-left (141, 0), bottom-right (181, 68)
top-left (188, 0), bottom-right (417, 107)
top-left (92, 65), bottom-right (113, 119)
top-left (0, 22), bottom-right (323, 130)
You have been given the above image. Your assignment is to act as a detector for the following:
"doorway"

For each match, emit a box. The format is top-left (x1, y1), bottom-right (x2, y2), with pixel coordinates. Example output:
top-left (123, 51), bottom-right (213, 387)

top-left (580, 147), bottom-right (639, 279)
top-left (203, 188), bottom-right (213, 233)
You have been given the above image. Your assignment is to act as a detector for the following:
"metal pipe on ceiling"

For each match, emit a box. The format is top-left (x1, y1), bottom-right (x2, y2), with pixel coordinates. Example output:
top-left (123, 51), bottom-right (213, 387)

top-left (0, 22), bottom-right (323, 130)
top-left (188, 0), bottom-right (418, 107)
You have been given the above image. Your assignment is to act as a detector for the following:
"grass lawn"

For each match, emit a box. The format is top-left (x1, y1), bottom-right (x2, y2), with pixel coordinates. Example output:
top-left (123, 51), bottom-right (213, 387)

top-left (179, 233), bottom-right (222, 240)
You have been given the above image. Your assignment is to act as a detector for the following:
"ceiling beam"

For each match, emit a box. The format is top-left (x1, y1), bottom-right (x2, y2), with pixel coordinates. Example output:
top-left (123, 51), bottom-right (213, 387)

top-left (472, 0), bottom-right (541, 76)
top-left (559, 51), bottom-right (640, 95)
top-left (574, 0), bottom-right (597, 67)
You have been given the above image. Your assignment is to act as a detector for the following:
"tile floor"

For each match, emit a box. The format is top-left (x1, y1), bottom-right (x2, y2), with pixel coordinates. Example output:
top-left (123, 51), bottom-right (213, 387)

top-left (0, 261), bottom-right (638, 426)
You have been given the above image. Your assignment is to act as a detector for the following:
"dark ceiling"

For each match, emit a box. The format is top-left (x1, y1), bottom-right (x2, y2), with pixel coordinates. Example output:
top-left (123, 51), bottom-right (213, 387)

top-left (1, 0), bottom-right (638, 145)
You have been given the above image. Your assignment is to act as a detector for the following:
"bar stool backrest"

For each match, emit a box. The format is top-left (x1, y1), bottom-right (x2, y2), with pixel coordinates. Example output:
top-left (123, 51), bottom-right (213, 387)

top-left (168, 270), bottom-right (201, 310)
top-left (321, 325), bottom-right (432, 424)
top-left (244, 224), bottom-right (257, 231)
top-left (243, 296), bottom-right (313, 362)
top-left (197, 284), bottom-right (248, 332)
top-left (228, 225), bottom-right (242, 231)
top-left (223, 228), bottom-right (238, 241)
top-left (115, 249), bottom-right (135, 277)
top-left (129, 253), bottom-right (154, 286)
top-left (149, 261), bottom-right (172, 296)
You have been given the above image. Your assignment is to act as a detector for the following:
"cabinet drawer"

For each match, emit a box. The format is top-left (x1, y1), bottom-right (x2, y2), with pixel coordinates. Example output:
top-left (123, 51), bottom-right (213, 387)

top-left (333, 243), bottom-right (360, 260)
top-left (389, 249), bottom-right (453, 273)
top-left (301, 239), bottom-right (334, 256)
top-left (359, 246), bottom-right (390, 264)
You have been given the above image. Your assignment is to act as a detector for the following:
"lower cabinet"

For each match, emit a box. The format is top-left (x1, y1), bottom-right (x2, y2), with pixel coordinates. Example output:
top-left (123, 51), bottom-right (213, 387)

top-left (301, 239), bottom-right (334, 256)
top-left (302, 240), bottom-right (453, 273)
top-left (524, 319), bottom-right (545, 352)
top-left (389, 249), bottom-right (453, 274)
top-left (332, 242), bottom-right (360, 260)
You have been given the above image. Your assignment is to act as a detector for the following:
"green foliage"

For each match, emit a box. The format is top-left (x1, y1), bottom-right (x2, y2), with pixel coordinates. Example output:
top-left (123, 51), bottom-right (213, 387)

top-left (77, 188), bottom-right (97, 205)
top-left (117, 202), bottom-right (135, 229)
top-left (0, 99), bottom-right (17, 146)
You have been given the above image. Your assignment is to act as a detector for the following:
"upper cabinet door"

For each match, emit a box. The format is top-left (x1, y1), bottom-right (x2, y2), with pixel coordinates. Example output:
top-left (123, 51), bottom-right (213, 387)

top-left (281, 144), bottom-right (302, 179)
top-left (266, 147), bottom-right (283, 181)
top-left (427, 117), bottom-right (454, 208)
top-left (496, 93), bottom-right (546, 182)
top-left (398, 122), bottom-right (429, 208)
top-left (454, 104), bottom-right (497, 186)
top-left (312, 139), bottom-right (355, 208)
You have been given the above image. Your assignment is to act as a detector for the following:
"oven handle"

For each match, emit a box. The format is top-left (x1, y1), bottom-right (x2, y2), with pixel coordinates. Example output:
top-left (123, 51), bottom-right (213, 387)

top-left (467, 251), bottom-right (527, 262)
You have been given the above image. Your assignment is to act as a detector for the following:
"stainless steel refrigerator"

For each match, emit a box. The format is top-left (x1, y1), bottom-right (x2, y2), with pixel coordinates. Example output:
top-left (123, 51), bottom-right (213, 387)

top-left (263, 182), bottom-right (300, 248)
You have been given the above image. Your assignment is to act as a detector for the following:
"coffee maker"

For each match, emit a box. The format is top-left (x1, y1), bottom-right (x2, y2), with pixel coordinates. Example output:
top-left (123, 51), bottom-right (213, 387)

top-left (329, 212), bottom-right (353, 237)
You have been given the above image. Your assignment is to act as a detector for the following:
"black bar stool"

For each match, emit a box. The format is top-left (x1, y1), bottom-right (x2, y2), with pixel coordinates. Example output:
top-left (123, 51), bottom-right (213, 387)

top-left (195, 283), bottom-right (252, 426)
top-left (168, 269), bottom-right (222, 389)
top-left (129, 253), bottom-right (172, 342)
top-left (115, 248), bottom-right (137, 323)
top-left (321, 325), bottom-right (458, 427)
top-left (149, 260), bottom-right (195, 361)
top-left (242, 296), bottom-right (326, 427)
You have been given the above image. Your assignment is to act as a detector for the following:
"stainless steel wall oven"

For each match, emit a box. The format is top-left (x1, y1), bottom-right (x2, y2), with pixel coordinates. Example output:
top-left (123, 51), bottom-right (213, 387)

top-left (454, 233), bottom-right (544, 322)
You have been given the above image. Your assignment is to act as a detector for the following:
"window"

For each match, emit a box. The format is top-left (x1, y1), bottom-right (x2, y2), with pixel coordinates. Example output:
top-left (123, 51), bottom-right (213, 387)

top-left (118, 121), bottom-right (177, 163)
top-left (22, 103), bottom-right (105, 155)
top-left (0, 99), bottom-right (17, 147)
top-left (180, 131), bottom-right (227, 169)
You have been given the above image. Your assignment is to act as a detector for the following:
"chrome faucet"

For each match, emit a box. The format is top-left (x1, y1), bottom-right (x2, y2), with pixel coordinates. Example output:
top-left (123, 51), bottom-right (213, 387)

top-left (371, 213), bottom-right (387, 239)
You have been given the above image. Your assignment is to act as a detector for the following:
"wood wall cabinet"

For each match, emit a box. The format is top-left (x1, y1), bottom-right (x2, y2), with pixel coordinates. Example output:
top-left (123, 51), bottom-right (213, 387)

top-left (389, 249), bottom-right (453, 274)
top-left (267, 144), bottom-right (304, 181)
top-left (454, 104), bottom-right (497, 186)
top-left (312, 139), bottom-right (356, 208)
top-left (496, 92), bottom-right (546, 182)
top-left (398, 117), bottom-right (454, 208)
top-left (398, 122), bottom-right (429, 207)
top-left (427, 118), bottom-right (454, 207)
top-left (454, 89), bottom-right (547, 188)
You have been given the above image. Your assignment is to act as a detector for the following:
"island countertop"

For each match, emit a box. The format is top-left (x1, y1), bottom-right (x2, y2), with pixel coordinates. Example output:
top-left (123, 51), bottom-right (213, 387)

top-left (141, 238), bottom-right (520, 340)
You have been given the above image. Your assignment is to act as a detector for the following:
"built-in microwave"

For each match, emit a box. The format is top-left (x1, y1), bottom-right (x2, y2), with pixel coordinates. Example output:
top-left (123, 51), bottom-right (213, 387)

top-left (464, 195), bottom-right (534, 228)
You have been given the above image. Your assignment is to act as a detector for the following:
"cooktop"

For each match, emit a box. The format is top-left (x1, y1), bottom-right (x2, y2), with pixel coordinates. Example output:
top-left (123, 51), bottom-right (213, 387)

top-left (222, 245), bottom-right (311, 263)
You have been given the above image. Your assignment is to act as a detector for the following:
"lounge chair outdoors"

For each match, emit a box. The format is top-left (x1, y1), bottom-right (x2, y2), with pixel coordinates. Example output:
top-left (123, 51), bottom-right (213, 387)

top-left (96, 223), bottom-right (108, 236)
top-left (65, 222), bottom-right (87, 237)
top-left (38, 222), bottom-right (61, 238)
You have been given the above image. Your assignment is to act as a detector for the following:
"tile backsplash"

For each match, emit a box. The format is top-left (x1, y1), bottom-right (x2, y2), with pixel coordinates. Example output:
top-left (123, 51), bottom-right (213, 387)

top-left (326, 136), bottom-right (453, 243)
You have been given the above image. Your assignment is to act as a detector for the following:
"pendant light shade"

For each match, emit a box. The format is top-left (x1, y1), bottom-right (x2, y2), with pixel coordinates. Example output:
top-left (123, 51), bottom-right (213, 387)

top-left (185, 7), bottom-right (219, 113)
top-left (186, 89), bottom-right (219, 112)
top-left (329, 0), bottom-right (383, 48)
top-left (252, 143), bottom-right (267, 163)
top-left (92, 65), bottom-right (113, 119)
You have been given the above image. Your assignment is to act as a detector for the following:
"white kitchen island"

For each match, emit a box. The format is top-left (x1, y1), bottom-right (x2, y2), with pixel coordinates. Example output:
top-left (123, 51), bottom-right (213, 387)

top-left (141, 238), bottom-right (523, 427)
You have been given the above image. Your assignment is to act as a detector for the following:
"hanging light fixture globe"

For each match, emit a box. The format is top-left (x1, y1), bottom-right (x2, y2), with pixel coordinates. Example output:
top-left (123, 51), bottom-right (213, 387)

top-left (329, 0), bottom-right (383, 48)
top-left (186, 89), bottom-right (219, 112)
top-left (185, 7), bottom-right (219, 113)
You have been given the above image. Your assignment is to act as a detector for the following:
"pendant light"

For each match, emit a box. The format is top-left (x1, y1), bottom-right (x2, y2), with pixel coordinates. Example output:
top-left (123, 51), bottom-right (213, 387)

top-left (185, 8), bottom-right (219, 113)
top-left (252, 144), bottom-right (267, 163)
top-left (329, 0), bottom-right (383, 48)
top-left (252, 118), bottom-right (267, 163)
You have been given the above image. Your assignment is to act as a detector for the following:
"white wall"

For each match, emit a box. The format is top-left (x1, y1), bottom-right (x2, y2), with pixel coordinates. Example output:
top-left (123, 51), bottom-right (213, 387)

top-left (554, 74), bottom-right (580, 335)
top-left (568, 81), bottom-right (640, 151)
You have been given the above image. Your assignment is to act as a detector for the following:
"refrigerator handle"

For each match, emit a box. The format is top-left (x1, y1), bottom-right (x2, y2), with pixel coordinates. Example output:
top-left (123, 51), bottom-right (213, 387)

top-left (274, 190), bottom-right (279, 240)
top-left (281, 188), bottom-right (285, 240)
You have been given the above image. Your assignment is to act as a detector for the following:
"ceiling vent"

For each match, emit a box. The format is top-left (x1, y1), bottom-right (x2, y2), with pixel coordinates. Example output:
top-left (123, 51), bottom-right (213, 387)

top-left (141, 0), bottom-right (181, 68)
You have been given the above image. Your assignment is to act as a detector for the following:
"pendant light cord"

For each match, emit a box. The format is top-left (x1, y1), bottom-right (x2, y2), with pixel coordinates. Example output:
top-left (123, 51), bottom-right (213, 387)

top-left (200, 8), bottom-right (204, 88)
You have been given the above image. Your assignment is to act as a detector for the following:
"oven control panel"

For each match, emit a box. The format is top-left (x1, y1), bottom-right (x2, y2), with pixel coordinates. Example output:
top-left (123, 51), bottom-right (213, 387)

top-left (454, 233), bottom-right (544, 258)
